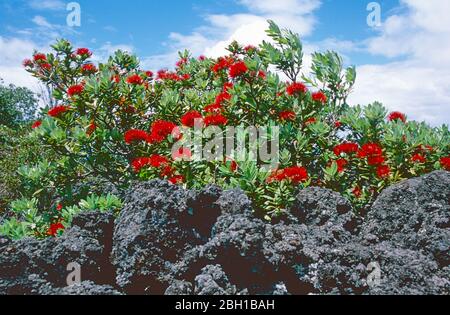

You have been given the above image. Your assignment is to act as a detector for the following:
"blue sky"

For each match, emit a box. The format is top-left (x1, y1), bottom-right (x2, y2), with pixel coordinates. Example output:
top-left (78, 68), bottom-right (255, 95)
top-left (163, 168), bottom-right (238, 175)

top-left (0, 0), bottom-right (449, 125)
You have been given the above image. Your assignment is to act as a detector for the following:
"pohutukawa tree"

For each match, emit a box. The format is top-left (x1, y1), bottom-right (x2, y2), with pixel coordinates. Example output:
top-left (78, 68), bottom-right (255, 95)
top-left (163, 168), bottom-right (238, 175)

top-left (1, 21), bottom-right (449, 239)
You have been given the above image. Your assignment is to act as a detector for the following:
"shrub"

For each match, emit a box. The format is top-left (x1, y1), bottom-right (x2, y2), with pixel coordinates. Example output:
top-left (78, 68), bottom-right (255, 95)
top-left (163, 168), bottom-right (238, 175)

top-left (1, 21), bottom-right (449, 238)
top-left (0, 79), bottom-right (38, 128)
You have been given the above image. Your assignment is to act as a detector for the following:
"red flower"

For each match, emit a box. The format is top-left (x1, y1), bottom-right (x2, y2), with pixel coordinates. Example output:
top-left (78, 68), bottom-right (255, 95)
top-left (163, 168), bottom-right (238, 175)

top-left (56, 204), bottom-right (63, 211)
top-left (126, 74), bottom-right (143, 85)
top-left (169, 175), bottom-right (184, 185)
top-left (286, 82), bottom-right (307, 96)
top-left (40, 63), bottom-right (52, 71)
top-left (204, 114), bottom-right (228, 126)
top-left (352, 186), bottom-right (362, 198)
top-left (224, 158), bottom-right (238, 172)
top-left (215, 91), bottom-right (232, 105)
top-left (48, 105), bottom-right (70, 117)
top-left (258, 70), bottom-right (266, 79)
top-left (172, 147), bottom-right (192, 160)
top-left (198, 55), bottom-right (206, 61)
top-left (279, 111), bottom-right (296, 121)
top-left (131, 155), bottom-right (169, 172)
top-left (111, 75), bottom-right (120, 83)
top-left (67, 84), bottom-right (84, 97)
top-left (334, 143), bottom-right (359, 156)
top-left (204, 103), bottom-right (223, 114)
top-left (32, 120), bottom-right (42, 129)
top-left (33, 53), bottom-right (47, 62)
top-left (358, 143), bottom-right (383, 159)
top-left (212, 57), bottom-right (234, 73)
top-left (388, 111), bottom-right (407, 123)
top-left (305, 117), bottom-right (317, 125)
top-left (440, 156), bottom-right (450, 171)
top-left (145, 71), bottom-right (154, 78)
top-left (76, 48), bottom-right (92, 57)
top-left (82, 63), bottom-right (97, 73)
top-left (223, 82), bottom-right (234, 91)
top-left (181, 111), bottom-right (203, 128)
top-left (269, 166), bottom-right (309, 184)
top-left (312, 91), bottom-right (327, 104)
top-left (335, 159), bottom-right (348, 173)
top-left (335, 121), bottom-right (342, 129)
top-left (368, 155), bottom-right (385, 166)
top-left (376, 165), bottom-right (391, 179)
top-left (229, 61), bottom-right (248, 78)
top-left (176, 58), bottom-right (188, 68)
top-left (47, 222), bottom-right (65, 237)
top-left (244, 45), bottom-right (256, 52)
top-left (411, 154), bottom-right (426, 164)
top-left (149, 120), bottom-right (177, 143)
top-left (23, 59), bottom-right (33, 67)
top-left (124, 129), bottom-right (150, 144)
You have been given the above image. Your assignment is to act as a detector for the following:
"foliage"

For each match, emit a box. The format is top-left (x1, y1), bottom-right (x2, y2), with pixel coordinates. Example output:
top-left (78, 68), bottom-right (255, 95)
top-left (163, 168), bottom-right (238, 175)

top-left (0, 79), bottom-right (38, 128)
top-left (1, 21), bottom-right (449, 239)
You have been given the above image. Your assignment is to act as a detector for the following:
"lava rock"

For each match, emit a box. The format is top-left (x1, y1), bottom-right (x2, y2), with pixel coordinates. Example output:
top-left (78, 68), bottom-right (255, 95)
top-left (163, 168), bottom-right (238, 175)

top-left (111, 180), bottom-right (201, 294)
top-left (362, 171), bottom-right (450, 266)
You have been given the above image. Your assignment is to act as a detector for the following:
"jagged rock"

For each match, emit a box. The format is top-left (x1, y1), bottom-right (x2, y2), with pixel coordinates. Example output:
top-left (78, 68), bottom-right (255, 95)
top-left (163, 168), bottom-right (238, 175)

top-left (291, 187), bottom-right (359, 233)
top-left (362, 171), bottom-right (450, 266)
top-left (111, 180), bottom-right (207, 294)
top-left (0, 212), bottom-right (115, 295)
top-left (40, 281), bottom-right (122, 295)
top-left (194, 265), bottom-right (242, 295)
top-left (165, 280), bottom-right (193, 295)
top-left (1, 172), bottom-right (449, 295)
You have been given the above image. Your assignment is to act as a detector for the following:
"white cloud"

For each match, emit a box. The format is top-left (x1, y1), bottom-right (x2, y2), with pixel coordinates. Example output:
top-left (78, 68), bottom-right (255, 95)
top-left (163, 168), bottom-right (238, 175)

top-left (0, 37), bottom-right (43, 91)
top-left (349, 0), bottom-right (450, 125)
top-left (29, 0), bottom-right (65, 11)
top-left (142, 0), bottom-right (322, 69)
top-left (32, 16), bottom-right (53, 28)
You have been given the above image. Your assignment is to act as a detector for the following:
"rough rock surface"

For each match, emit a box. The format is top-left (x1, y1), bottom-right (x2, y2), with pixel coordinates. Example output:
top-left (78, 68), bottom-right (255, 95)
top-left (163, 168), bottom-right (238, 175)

top-left (0, 171), bottom-right (449, 295)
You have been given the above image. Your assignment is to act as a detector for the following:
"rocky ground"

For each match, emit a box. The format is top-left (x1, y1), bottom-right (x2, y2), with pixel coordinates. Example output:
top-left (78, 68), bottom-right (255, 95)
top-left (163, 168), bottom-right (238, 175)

top-left (0, 171), bottom-right (449, 295)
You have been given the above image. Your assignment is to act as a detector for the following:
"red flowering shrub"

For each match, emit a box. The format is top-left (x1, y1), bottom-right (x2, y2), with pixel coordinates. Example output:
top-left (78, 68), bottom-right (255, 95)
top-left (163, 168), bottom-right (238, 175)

top-left (2, 21), bottom-right (449, 239)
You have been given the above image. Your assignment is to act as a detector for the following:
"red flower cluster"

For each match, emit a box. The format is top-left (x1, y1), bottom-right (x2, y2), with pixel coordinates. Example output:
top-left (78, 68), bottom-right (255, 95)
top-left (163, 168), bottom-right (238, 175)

top-left (388, 111), bottom-right (407, 123)
top-left (376, 165), bottom-right (391, 179)
top-left (229, 61), bottom-right (248, 78)
top-left (279, 111), bottom-right (296, 121)
top-left (312, 91), bottom-right (327, 104)
top-left (204, 114), bottom-right (228, 126)
top-left (441, 156), bottom-right (450, 171)
top-left (124, 129), bottom-right (150, 144)
top-left (212, 57), bottom-right (234, 73)
top-left (352, 186), bottom-right (362, 198)
top-left (126, 74), bottom-right (143, 85)
top-left (33, 53), bottom-right (47, 62)
top-left (131, 155), bottom-right (169, 173)
top-left (48, 105), bottom-right (70, 117)
top-left (23, 59), bottom-right (33, 67)
top-left (47, 222), bottom-right (65, 237)
top-left (149, 120), bottom-right (177, 143)
top-left (336, 158), bottom-right (348, 173)
top-left (181, 111), bottom-right (203, 128)
top-left (411, 153), bottom-right (426, 164)
top-left (268, 166), bottom-right (309, 184)
top-left (32, 120), bottom-right (42, 129)
top-left (169, 175), bottom-right (185, 184)
top-left (172, 147), bottom-right (192, 161)
top-left (76, 48), bottom-right (92, 57)
top-left (305, 117), bottom-right (317, 125)
top-left (82, 63), bottom-right (97, 74)
top-left (157, 70), bottom-right (190, 81)
top-left (357, 143), bottom-right (383, 160)
top-left (40, 63), bottom-right (52, 71)
top-left (67, 84), bottom-right (84, 97)
top-left (286, 82), bottom-right (308, 96)
top-left (334, 142), bottom-right (359, 156)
